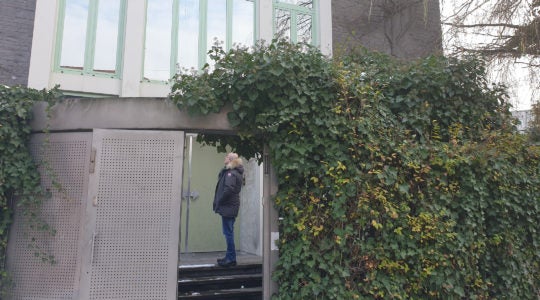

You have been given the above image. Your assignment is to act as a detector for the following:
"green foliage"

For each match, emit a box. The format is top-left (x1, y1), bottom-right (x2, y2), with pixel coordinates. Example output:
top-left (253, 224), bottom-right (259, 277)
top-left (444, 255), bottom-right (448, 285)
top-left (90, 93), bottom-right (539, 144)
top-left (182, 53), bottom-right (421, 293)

top-left (0, 85), bottom-right (60, 296)
top-left (343, 49), bottom-right (516, 142)
top-left (171, 41), bottom-right (338, 163)
top-left (170, 41), bottom-right (540, 299)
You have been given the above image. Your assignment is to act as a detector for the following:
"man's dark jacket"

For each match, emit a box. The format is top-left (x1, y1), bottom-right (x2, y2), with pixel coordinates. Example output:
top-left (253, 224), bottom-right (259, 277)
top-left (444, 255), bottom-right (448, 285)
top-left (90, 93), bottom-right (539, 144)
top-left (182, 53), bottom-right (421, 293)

top-left (213, 158), bottom-right (244, 218)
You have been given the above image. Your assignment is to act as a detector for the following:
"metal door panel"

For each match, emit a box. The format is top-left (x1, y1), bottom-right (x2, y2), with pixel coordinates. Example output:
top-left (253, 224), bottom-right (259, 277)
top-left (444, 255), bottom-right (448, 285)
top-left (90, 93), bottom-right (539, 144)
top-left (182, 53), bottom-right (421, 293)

top-left (6, 132), bottom-right (93, 299)
top-left (79, 129), bottom-right (184, 300)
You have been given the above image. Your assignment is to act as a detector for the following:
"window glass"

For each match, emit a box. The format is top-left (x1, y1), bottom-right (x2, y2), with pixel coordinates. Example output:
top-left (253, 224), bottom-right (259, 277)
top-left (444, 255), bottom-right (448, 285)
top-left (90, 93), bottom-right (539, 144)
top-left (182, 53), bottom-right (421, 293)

top-left (232, 0), bottom-right (254, 47)
top-left (274, 9), bottom-right (291, 41)
top-left (145, 0), bottom-right (173, 80)
top-left (207, 0), bottom-right (227, 53)
top-left (145, 0), bottom-right (256, 80)
top-left (276, 0), bottom-right (312, 9)
top-left (60, 0), bottom-right (89, 69)
top-left (94, 0), bottom-right (121, 72)
top-left (274, 0), bottom-right (316, 44)
top-left (297, 13), bottom-right (312, 44)
top-left (178, 0), bottom-right (199, 71)
top-left (58, 0), bottom-right (125, 76)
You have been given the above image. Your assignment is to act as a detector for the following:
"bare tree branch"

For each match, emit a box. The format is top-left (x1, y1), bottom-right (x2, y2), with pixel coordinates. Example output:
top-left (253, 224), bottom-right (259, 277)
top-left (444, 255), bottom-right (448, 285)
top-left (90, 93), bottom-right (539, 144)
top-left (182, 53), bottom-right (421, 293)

top-left (443, 0), bottom-right (540, 107)
top-left (443, 22), bottom-right (523, 29)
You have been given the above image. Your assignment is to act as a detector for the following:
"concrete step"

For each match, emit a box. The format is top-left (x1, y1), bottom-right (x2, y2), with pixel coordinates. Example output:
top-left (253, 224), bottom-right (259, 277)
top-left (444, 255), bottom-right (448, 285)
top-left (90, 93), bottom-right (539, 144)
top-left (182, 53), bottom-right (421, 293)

top-left (179, 286), bottom-right (262, 299)
top-left (178, 263), bottom-right (262, 300)
top-left (178, 263), bottom-right (262, 278)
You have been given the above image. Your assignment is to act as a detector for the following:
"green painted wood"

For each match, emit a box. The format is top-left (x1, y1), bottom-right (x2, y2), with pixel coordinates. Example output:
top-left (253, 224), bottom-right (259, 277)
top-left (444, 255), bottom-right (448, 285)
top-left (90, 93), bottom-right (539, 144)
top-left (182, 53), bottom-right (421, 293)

top-left (180, 141), bottom-right (240, 252)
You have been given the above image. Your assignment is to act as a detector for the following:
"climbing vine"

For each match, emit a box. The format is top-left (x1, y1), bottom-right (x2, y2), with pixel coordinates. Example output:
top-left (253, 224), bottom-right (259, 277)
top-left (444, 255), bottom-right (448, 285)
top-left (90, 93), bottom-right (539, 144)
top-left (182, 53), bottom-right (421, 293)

top-left (0, 85), bottom-right (60, 296)
top-left (170, 41), bottom-right (540, 299)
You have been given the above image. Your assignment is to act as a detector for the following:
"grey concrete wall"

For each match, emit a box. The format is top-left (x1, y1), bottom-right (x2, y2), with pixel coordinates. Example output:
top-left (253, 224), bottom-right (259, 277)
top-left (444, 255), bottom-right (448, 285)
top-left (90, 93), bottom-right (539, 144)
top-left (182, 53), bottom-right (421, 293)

top-left (30, 98), bottom-right (234, 132)
top-left (332, 0), bottom-right (443, 59)
top-left (0, 0), bottom-right (36, 86)
top-left (239, 158), bottom-right (262, 256)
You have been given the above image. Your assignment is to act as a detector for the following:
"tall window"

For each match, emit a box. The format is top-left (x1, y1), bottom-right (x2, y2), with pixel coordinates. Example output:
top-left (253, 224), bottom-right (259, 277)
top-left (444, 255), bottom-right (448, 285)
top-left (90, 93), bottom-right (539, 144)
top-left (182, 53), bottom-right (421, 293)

top-left (144, 0), bottom-right (174, 81)
top-left (144, 0), bottom-right (255, 82)
top-left (55, 0), bottom-right (125, 77)
top-left (274, 0), bottom-right (316, 44)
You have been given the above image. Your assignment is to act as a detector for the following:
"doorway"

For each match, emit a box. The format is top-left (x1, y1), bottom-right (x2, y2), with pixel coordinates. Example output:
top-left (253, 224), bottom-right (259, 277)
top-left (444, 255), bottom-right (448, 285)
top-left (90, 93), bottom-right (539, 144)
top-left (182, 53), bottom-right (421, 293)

top-left (179, 134), bottom-right (263, 259)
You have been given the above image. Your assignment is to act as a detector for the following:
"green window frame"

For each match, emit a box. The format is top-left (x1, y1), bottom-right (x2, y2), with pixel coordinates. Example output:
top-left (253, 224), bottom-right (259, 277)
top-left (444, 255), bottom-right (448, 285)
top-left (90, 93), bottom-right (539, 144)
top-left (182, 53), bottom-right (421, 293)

top-left (54, 0), bottom-right (126, 78)
top-left (273, 0), bottom-right (318, 45)
top-left (143, 0), bottom-right (257, 82)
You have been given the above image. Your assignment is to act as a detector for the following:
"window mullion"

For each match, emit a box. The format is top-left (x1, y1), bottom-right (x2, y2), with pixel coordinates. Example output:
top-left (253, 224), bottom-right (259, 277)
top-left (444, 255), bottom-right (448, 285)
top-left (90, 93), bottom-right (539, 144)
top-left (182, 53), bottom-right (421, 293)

top-left (290, 11), bottom-right (297, 43)
top-left (171, 0), bottom-right (180, 77)
top-left (85, 0), bottom-right (99, 73)
top-left (273, 2), bottom-right (312, 14)
top-left (198, 0), bottom-right (208, 69)
top-left (254, 0), bottom-right (259, 41)
top-left (226, 0), bottom-right (233, 51)
top-left (54, 0), bottom-right (67, 72)
top-left (312, 0), bottom-right (319, 46)
top-left (115, 0), bottom-right (127, 78)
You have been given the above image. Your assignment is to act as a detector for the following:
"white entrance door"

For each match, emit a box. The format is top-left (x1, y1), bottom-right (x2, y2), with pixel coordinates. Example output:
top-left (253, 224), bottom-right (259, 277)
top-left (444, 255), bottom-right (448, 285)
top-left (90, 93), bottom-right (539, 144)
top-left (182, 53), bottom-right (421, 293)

top-left (79, 129), bottom-right (184, 300)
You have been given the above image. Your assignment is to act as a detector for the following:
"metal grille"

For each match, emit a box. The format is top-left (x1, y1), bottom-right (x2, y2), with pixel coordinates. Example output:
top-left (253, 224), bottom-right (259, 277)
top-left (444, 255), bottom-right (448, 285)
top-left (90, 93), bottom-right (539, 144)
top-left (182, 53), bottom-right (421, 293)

top-left (86, 130), bottom-right (183, 300)
top-left (6, 133), bottom-right (92, 299)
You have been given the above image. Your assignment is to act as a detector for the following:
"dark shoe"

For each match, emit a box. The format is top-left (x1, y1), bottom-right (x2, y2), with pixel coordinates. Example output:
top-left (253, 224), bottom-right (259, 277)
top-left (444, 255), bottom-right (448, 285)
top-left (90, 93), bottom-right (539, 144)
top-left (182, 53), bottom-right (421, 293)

top-left (216, 257), bottom-right (226, 264)
top-left (218, 259), bottom-right (237, 267)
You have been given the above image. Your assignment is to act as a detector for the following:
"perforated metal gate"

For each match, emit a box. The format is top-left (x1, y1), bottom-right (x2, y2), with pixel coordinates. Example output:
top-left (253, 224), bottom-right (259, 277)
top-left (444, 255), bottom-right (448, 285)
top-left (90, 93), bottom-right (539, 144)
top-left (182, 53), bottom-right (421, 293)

top-left (6, 130), bottom-right (184, 300)
top-left (79, 129), bottom-right (183, 300)
top-left (6, 132), bottom-right (92, 299)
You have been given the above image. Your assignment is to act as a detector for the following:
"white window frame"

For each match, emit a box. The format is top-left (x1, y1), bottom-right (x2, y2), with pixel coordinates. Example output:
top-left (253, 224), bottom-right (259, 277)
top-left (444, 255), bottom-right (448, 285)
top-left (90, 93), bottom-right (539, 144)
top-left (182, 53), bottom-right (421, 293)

top-left (27, 0), bottom-right (332, 97)
top-left (53, 0), bottom-right (127, 78)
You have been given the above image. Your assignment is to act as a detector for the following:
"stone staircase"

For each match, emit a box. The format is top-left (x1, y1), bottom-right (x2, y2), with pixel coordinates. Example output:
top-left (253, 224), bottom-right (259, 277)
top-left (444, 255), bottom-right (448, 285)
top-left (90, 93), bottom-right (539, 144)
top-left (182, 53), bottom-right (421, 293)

top-left (178, 263), bottom-right (263, 299)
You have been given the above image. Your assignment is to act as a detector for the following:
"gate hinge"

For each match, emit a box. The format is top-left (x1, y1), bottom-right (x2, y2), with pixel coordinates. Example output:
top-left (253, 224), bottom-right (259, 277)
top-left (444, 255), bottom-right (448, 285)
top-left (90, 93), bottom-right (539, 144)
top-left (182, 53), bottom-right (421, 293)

top-left (89, 147), bottom-right (96, 173)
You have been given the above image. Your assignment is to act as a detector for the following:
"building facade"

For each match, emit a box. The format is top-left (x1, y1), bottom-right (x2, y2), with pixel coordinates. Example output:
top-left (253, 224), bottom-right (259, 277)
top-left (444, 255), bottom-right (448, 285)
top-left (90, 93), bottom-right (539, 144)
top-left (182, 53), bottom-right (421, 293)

top-left (1, 0), bottom-right (443, 89)
top-left (0, 1), bottom-right (442, 299)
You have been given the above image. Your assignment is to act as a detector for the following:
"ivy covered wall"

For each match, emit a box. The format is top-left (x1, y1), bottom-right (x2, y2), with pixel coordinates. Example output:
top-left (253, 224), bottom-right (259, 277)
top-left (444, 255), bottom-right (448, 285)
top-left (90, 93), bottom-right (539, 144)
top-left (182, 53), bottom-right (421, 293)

top-left (171, 41), bottom-right (540, 299)
top-left (0, 85), bottom-right (58, 296)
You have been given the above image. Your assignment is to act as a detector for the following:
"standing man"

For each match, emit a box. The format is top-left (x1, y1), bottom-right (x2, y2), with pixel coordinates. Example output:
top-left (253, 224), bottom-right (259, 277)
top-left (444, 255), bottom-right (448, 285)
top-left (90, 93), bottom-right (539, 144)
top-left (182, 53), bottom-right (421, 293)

top-left (213, 152), bottom-right (244, 267)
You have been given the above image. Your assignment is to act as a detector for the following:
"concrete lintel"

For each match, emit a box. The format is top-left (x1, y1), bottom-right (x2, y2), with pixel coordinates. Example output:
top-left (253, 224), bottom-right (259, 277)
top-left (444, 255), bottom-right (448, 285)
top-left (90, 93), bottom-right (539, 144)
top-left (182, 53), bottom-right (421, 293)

top-left (30, 97), bottom-right (234, 133)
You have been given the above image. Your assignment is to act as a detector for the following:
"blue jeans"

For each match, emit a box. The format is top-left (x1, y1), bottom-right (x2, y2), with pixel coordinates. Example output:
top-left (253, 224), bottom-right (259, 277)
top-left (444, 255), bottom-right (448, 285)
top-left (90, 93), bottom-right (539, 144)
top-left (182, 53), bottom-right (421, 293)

top-left (221, 216), bottom-right (236, 262)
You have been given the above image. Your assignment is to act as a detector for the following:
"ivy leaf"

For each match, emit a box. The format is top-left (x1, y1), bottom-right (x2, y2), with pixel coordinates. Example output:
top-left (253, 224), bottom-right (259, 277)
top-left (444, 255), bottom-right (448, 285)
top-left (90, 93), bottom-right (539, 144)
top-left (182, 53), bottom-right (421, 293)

top-left (398, 183), bottom-right (410, 194)
top-left (227, 112), bottom-right (241, 128)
